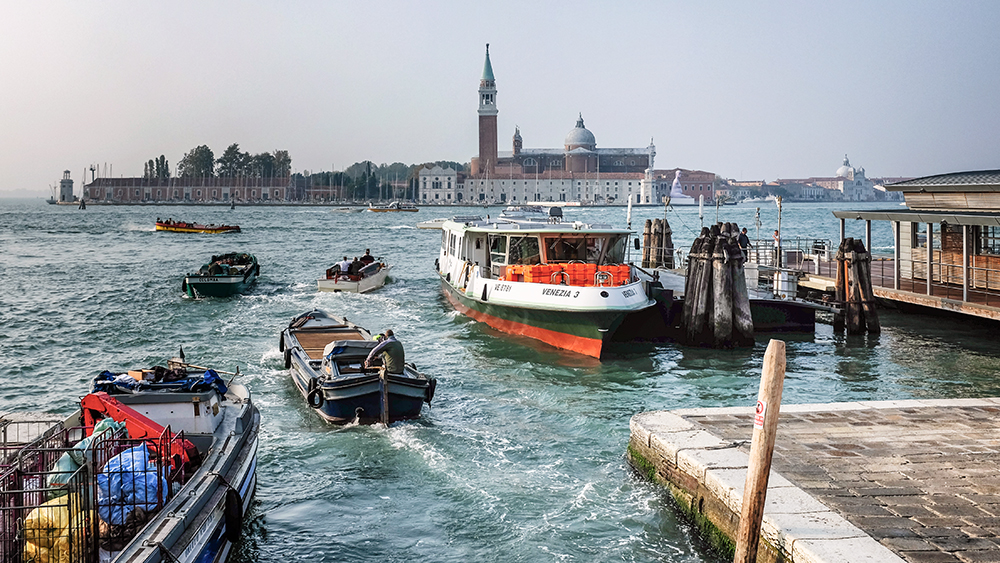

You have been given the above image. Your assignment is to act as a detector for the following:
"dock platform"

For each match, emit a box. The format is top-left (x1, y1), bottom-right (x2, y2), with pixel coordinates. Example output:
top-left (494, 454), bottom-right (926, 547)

top-left (628, 398), bottom-right (1000, 563)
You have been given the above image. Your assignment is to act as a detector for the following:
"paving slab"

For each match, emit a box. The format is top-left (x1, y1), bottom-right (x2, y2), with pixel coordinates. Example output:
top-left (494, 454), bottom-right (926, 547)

top-left (628, 399), bottom-right (1000, 563)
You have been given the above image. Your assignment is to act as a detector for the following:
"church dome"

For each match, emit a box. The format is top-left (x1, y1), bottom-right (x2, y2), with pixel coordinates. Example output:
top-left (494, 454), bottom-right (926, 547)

top-left (564, 114), bottom-right (596, 150)
top-left (836, 154), bottom-right (853, 178)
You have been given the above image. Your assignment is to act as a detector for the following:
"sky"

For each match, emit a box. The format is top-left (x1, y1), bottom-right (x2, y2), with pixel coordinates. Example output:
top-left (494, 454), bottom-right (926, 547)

top-left (3, 1), bottom-right (999, 197)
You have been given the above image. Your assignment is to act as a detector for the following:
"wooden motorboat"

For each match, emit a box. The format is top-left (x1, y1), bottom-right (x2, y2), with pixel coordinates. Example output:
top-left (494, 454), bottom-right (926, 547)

top-left (183, 252), bottom-right (260, 297)
top-left (156, 220), bottom-right (241, 234)
top-left (0, 354), bottom-right (260, 563)
top-left (317, 260), bottom-right (392, 293)
top-left (280, 309), bottom-right (436, 424)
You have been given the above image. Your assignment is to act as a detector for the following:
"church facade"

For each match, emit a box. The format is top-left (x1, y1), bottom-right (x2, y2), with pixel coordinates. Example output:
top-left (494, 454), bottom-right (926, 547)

top-left (446, 46), bottom-right (660, 205)
top-left (417, 46), bottom-right (720, 206)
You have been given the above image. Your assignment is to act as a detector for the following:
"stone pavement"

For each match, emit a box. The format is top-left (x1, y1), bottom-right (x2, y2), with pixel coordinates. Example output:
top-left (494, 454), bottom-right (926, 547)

top-left (662, 399), bottom-right (1000, 563)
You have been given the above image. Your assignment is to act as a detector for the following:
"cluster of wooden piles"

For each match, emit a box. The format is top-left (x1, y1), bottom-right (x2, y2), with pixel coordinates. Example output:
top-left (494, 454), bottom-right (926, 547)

top-left (641, 218), bottom-right (675, 269)
top-left (833, 238), bottom-right (881, 334)
top-left (683, 223), bottom-right (754, 348)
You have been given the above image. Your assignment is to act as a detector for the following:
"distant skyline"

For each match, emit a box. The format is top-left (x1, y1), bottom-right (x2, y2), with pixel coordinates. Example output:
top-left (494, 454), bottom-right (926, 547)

top-left (3, 1), bottom-right (999, 197)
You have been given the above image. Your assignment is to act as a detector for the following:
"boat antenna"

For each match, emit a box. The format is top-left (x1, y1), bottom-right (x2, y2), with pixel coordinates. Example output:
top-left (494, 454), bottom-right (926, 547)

top-left (227, 366), bottom-right (240, 387)
top-left (179, 345), bottom-right (186, 363)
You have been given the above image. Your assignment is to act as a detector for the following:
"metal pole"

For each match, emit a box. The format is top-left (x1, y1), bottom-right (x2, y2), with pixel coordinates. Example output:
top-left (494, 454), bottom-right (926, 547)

top-left (865, 220), bottom-right (872, 254)
top-left (963, 224), bottom-right (969, 302)
top-left (927, 223), bottom-right (933, 296)
top-left (893, 221), bottom-right (900, 290)
top-left (734, 339), bottom-right (787, 563)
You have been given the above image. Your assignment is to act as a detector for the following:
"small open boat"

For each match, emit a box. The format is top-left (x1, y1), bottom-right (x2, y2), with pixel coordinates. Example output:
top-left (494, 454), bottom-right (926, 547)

top-left (367, 201), bottom-right (419, 213)
top-left (279, 309), bottom-right (436, 424)
top-left (0, 353), bottom-right (259, 563)
top-left (317, 260), bottom-right (392, 293)
top-left (183, 252), bottom-right (260, 297)
top-left (156, 220), bottom-right (241, 234)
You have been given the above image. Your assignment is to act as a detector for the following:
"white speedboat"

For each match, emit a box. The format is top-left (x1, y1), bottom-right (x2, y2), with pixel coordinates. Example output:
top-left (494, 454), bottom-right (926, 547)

top-left (318, 260), bottom-right (392, 293)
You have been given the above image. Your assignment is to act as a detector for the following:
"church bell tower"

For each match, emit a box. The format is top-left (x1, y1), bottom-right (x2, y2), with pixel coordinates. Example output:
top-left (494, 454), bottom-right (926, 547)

top-left (474, 44), bottom-right (498, 176)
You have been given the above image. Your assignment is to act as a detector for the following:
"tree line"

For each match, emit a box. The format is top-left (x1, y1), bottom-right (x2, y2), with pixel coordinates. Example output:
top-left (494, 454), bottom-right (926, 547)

top-left (142, 144), bottom-right (468, 200)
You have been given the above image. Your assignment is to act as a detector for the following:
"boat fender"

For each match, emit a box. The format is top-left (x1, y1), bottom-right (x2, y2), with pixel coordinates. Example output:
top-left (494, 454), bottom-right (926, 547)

top-left (307, 387), bottom-right (324, 409)
top-left (307, 377), bottom-right (317, 393)
top-left (224, 487), bottom-right (243, 543)
top-left (434, 258), bottom-right (439, 271)
top-left (182, 279), bottom-right (187, 293)
top-left (278, 333), bottom-right (284, 352)
top-left (481, 285), bottom-right (488, 302)
top-left (283, 348), bottom-right (291, 369)
top-left (425, 378), bottom-right (437, 404)
top-left (445, 272), bottom-right (451, 282)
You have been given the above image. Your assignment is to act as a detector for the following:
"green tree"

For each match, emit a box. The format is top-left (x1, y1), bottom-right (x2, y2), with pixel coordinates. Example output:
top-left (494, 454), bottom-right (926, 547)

top-left (273, 150), bottom-right (291, 176)
top-left (216, 143), bottom-right (251, 177)
top-left (155, 155), bottom-right (170, 180)
top-left (251, 152), bottom-right (276, 177)
top-left (178, 145), bottom-right (215, 177)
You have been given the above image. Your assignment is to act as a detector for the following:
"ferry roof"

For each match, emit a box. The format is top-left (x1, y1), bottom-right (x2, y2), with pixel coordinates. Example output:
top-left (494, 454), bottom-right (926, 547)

top-left (443, 217), bottom-right (632, 234)
top-left (833, 208), bottom-right (1000, 227)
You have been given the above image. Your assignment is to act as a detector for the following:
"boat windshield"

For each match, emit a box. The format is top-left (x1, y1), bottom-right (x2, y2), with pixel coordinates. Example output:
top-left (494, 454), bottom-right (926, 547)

top-left (507, 236), bottom-right (541, 265)
top-left (542, 234), bottom-right (627, 264)
top-left (489, 234), bottom-right (507, 265)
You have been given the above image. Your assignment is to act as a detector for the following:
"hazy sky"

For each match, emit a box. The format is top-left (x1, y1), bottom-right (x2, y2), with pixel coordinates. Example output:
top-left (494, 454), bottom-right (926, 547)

top-left (3, 1), bottom-right (999, 196)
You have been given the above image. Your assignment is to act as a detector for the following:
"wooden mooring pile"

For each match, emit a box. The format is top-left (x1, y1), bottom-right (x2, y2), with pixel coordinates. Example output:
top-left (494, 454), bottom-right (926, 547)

top-left (682, 223), bottom-right (754, 348)
top-left (641, 218), bottom-right (674, 269)
top-left (833, 237), bottom-right (881, 334)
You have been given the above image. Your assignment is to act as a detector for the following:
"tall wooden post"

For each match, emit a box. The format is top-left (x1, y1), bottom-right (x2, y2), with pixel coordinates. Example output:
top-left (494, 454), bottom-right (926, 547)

top-left (733, 339), bottom-right (786, 563)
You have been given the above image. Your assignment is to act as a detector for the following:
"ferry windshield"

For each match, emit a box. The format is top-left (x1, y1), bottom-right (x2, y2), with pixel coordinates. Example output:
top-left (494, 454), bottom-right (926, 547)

top-left (543, 234), bottom-right (627, 264)
top-left (489, 234), bottom-right (507, 265)
top-left (507, 236), bottom-right (541, 265)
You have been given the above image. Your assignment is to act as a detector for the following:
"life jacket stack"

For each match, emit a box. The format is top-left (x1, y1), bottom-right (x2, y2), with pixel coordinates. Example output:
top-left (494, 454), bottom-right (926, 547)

top-left (504, 264), bottom-right (631, 287)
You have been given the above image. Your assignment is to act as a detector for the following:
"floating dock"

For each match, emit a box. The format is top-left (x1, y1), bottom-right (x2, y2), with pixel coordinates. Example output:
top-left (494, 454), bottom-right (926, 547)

top-left (628, 398), bottom-right (1000, 563)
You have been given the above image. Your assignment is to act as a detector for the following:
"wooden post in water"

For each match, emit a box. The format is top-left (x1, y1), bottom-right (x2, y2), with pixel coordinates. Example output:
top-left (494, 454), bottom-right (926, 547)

top-left (662, 219), bottom-right (675, 269)
top-left (651, 219), bottom-right (663, 269)
top-left (712, 224), bottom-right (734, 347)
top-left (642, 219), bottom-right (652, 268)
top-left (853, 239), bottom-right (881, 334)
top-left (733, 339), bottom-right (787, 563)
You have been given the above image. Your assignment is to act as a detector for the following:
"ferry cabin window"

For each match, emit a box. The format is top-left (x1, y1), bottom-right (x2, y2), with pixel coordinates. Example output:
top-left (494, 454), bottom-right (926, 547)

top-left (507, 236), bottom-right (541, 265)
top-left (542, 235), bottom-right (627, 263)
top-left (489, 234), bottom-right (507, 265)
top-left (449, 233), bottom-right (458, 256)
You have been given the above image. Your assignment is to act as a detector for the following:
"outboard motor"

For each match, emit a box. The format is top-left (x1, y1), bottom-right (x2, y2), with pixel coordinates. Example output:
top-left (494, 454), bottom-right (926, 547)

top-left (549, 207), bottom-right (563, 222)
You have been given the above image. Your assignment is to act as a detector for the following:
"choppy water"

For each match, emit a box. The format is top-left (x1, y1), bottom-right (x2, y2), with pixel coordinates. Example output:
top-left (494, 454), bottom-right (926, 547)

top-left (3, 198), bottom-right (999, 563)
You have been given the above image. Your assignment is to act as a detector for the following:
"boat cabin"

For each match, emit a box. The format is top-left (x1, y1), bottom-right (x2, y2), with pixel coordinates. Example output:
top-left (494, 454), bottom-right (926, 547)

top-left (441, 219), bottom-right (631, 283)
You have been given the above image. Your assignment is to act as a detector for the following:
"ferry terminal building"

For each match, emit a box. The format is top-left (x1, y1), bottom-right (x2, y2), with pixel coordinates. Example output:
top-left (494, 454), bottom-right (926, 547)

top-left (418, 46), bottom-right (720, 206)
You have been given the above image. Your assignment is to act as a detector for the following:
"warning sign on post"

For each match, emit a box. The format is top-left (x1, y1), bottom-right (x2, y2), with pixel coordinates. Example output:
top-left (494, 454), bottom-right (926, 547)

top-left (753, 400), bottom-right (767, 429)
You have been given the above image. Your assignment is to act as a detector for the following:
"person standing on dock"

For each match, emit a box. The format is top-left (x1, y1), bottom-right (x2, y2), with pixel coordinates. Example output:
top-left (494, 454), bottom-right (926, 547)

top-left (738, 228), bottom-right (752, 261)
top-left (772, 230), bottom-right (781, 267)
top-left (365, 329), bottom-right (405, 374)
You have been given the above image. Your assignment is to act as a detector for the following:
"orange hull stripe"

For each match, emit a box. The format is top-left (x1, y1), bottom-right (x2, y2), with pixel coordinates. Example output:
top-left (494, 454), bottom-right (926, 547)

top-left (444, 290), bottom-right (603, 358)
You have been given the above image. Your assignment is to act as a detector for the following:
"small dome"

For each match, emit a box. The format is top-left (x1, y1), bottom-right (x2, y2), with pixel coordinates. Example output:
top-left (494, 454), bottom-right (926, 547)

top-left (836, 154), bottom-right (853, 178)
top-left (564, 114), bottom-right (596, 150)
